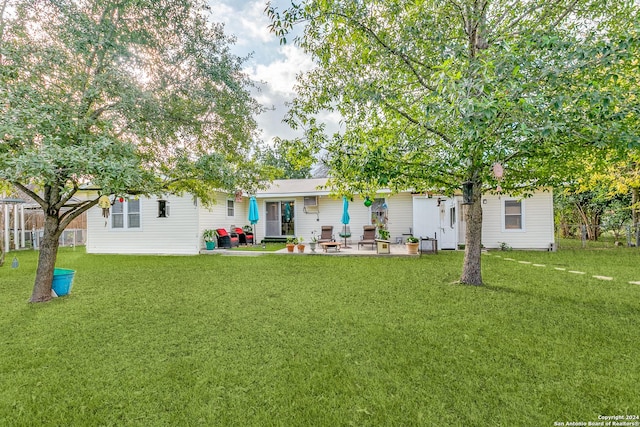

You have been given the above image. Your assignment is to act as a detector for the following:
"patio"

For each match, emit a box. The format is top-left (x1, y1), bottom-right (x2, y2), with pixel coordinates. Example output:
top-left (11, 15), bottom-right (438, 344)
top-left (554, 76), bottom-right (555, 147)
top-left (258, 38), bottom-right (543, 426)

top-left (204, 242), bottom-right (430, 256)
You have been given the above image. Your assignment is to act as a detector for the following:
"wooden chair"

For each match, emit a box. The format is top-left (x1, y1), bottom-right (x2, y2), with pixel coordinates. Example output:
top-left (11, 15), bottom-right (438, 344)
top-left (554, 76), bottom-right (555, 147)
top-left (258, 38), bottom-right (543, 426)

top-left (317, 225), bottom-right (335, 243)
top-left (358, 225), bottom-right (377, 250)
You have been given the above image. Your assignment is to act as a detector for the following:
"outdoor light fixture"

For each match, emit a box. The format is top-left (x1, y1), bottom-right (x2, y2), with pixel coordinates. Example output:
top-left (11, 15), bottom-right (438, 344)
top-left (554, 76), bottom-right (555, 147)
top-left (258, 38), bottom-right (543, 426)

top-left (462, 181), bottom-right (474, 205)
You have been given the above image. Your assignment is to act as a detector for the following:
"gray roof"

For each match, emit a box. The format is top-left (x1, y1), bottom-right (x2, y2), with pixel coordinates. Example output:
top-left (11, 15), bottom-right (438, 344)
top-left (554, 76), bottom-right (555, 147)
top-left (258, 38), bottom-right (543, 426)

top-left (256, 178), bottom-right (330, 197)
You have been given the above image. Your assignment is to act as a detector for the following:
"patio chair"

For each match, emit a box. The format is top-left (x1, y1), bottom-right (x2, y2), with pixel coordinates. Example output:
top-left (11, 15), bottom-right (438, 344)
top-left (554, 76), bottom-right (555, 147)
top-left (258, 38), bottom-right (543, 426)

top-left (317, 226), bottom-right (335, 244)
top-left (234, 227), bottom-right (254, 245)
top-left (216, 228), bottom-right (239, 248)
top-left (358, 225), bottom-right (377, 250)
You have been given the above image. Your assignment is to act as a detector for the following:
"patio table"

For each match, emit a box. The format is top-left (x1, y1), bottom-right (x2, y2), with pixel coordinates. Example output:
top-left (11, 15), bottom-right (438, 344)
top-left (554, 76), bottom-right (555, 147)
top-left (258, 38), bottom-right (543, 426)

top-left (320, 242), bottom-right (341, 252)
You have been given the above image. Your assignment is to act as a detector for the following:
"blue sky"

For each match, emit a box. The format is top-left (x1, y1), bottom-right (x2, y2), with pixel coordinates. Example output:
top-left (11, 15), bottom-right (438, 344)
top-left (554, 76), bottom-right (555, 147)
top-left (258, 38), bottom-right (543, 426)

top-left (209, 0), bottom-right (322, 146)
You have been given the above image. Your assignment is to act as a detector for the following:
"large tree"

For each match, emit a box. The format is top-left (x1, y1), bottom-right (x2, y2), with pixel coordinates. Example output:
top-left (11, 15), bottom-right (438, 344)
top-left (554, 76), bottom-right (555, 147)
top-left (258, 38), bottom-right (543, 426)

top-left (1, 0), bottom-right (264, 302)
top-left (267, 0), bottom-right (639, 285)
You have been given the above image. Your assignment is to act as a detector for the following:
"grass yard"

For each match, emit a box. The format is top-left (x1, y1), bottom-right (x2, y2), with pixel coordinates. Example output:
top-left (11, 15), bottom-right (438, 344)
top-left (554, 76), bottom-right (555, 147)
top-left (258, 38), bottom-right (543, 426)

top-left (1, 247), bottom-right (639, 426)
top-left (230, 243), bottom-right (286, 252)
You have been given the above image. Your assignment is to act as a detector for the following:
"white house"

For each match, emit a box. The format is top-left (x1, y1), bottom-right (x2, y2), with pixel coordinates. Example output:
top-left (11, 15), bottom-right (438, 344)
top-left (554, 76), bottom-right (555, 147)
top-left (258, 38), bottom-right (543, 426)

top-left (85, 178), bottom-right (555, 254)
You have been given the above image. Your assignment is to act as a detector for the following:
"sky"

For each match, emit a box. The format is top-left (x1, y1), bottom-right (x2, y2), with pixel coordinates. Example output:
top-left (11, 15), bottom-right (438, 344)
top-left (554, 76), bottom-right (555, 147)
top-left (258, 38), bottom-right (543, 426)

top-left (209, 0), bottom-right (331, 147)
top-left (6, 0), bottom-right (310, 146)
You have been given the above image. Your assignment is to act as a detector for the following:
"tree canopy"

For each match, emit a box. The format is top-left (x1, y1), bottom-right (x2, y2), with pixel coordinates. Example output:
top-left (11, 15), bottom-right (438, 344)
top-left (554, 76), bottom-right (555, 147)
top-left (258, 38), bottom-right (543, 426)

top-left (1, 0), bottom-right (264, 301)
top-left (267, 0), bottom-right (640, 284)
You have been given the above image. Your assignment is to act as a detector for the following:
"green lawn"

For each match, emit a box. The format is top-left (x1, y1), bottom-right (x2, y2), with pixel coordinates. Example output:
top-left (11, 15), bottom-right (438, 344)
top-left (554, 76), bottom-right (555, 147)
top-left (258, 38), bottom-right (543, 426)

top-left (1, 247), bottom-right (639, 426)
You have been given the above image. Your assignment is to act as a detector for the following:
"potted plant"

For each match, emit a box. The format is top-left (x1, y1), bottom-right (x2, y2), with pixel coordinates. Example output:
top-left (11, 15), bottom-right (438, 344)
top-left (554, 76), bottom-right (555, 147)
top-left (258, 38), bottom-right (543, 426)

top-left (309, 231), bottom-right (318, 253)
top-left (406, 236), bottom-right (419, 254)
top-left (296, 237), bottom-right (305, 253)
top-left (286, 237), bottom-right (296, 253)
top-left (203, 229), bottom-right (218, 250)
top-left (378, 228), bottom-right (390, 241)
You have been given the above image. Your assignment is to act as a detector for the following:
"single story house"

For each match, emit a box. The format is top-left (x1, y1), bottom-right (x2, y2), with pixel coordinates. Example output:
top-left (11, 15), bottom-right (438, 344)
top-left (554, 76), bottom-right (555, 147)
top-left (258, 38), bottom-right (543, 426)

top-left (85, 178), bottom-right (555, 254)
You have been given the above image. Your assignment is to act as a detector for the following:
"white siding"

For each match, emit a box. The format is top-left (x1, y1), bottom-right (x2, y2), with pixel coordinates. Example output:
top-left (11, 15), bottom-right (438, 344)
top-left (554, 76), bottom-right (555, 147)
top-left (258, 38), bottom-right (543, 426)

top-left (87, 195), bottom-right (199, 255)
top-left (197, 193), bottom-right (249, 246)
top-left (481, 190), bottom-right (554, 250)
top-left (385, 193), bottom-right (414, 241)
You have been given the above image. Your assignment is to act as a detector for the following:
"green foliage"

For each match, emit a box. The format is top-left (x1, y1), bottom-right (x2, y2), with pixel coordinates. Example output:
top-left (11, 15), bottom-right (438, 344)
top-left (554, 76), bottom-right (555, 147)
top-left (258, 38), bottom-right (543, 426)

top-left (256, 141), bottom-right (312, 179)
top-left (266, 0), bottom-right (639, 197)
top-left (1, 248), bottom-right (639, 425)
top-left (1, 0), bottom-right (263, 203)
top-left (202, 229), bottom-right (218, 242)
top-left (1, 0), bottom-right (265, 300)
top-left (267, 0), bottom-right (640, 284)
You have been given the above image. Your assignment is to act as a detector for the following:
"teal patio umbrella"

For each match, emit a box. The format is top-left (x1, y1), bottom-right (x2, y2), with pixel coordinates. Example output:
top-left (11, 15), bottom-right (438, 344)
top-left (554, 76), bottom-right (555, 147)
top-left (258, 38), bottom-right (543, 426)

top-left (248, 196), bottom-right (259, 244)
top-left (341, 196), bottom-right (351, 248)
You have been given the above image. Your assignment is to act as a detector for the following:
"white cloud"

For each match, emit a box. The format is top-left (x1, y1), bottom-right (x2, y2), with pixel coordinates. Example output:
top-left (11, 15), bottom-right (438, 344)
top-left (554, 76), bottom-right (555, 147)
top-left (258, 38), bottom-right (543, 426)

top-left (247, 44), bottom-right (314, 96)
top-left (210, 0), bottom-right (341, 146)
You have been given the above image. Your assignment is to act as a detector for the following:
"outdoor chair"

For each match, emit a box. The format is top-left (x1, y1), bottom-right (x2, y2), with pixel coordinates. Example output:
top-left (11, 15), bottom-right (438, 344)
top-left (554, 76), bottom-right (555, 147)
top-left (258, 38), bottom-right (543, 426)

top-left (216, 228), bottom-right (239, 248)
top-left (234, 227), bottom-right (254, 245)
top-left (317, 225), bottom-right (335, 244)
top-left (358, 225), bottom-right (377, 250)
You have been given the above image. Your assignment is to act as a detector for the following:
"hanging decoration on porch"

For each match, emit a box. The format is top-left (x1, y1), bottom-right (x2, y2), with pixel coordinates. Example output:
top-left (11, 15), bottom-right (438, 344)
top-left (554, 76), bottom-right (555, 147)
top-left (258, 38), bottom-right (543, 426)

top-left (98, 195), bottom-right (111, 218)
top-left (364, 196), bottom-right (372, 207)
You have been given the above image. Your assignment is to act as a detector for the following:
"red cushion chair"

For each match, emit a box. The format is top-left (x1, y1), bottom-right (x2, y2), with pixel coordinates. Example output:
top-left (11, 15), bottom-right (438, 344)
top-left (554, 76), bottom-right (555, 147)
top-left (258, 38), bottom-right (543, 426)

top-left (216, 228), bottom-right (239, 248)
top-left (234, 227), bottom-right (254, 245)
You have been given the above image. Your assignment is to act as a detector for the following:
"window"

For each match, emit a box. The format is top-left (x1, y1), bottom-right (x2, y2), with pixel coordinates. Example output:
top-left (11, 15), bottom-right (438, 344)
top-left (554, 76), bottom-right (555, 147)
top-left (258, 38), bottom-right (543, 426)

top-left (227, 200), bottom-right (235, 217)
top-left (158, 200), bottom-right (169, 218)
top-left (504, 200), bottom-right (523, 231)
top-left (111, 198), bottom-right (141, 229)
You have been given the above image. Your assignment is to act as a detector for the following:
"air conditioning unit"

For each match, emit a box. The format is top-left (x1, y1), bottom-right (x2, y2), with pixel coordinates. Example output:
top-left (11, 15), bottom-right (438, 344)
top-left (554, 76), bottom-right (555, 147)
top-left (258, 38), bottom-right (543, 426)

top-left (304, 196), bottom-right (318, 207)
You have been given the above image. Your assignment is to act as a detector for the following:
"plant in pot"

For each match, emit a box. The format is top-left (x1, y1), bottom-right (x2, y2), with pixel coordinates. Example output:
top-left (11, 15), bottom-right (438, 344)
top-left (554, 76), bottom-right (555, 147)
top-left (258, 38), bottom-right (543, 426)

top-left (296, 237), bottom-right (305, 253)
top-left (378, 228), bottom-right (390, 241)
top-left (406, 236), bottom-right (419, 254)
top-left (309, 231), bottom-right (318, 253)
top-left (286, 237), bottom-right (296, 253)
top-left (203, 229), bottom-right (218, 250)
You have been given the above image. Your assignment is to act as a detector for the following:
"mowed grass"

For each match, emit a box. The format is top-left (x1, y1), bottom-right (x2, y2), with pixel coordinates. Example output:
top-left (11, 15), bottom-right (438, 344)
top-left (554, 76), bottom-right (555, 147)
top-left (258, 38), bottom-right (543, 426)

top-left (1, 247), bottom-right (639, 426)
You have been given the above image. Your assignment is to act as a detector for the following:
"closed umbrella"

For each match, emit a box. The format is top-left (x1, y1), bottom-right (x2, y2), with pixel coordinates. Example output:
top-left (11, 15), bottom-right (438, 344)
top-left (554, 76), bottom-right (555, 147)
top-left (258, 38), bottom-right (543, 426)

top-left (248, 196), bottom-right (259, 245)
top-left (341, 196), bottom-right (351, 248)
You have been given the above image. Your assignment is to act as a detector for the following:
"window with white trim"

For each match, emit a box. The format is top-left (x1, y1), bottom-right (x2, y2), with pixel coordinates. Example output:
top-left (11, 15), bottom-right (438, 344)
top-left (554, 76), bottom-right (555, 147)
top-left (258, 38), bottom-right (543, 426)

top-left (227, 200), bottom-right (235, 217)
top-left (111, 198), bottom-right (141, 229)
top-left (504, 199), bottom-right (523, 231)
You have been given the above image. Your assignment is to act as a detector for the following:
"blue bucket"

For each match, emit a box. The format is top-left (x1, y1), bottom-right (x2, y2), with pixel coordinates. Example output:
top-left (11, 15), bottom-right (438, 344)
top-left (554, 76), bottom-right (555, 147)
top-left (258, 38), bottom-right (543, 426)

top-left (52, 268), bottom-right (75, 297)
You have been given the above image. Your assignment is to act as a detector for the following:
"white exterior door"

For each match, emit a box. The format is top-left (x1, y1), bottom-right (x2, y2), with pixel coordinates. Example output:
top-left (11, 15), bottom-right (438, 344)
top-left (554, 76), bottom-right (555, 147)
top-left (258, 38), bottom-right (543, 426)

top-left (412, 197), bottom-right (439, 240)
top-left (412, 196), bottom-right (458, 249)
top-left (438, 198), bottom-right (458, 250)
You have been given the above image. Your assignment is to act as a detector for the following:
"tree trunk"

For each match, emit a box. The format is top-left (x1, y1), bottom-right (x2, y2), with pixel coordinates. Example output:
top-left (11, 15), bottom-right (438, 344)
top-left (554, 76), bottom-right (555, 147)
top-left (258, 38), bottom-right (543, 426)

top-left (460, 183), bottom-right (483, 286)
top-left (29, 215), bottom-right (61, 303)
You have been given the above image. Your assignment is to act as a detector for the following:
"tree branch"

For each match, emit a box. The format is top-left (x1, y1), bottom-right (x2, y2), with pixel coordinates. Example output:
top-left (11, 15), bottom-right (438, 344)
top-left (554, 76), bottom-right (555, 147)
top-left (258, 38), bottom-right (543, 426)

top-left (10, 182), bottom-right (46, 208)
top-left (381, 100), bottom-right (453, 144)
top-left (330, 11), bottom-right (437, 93)
top-left (59, 199), bottom-right (99, 230)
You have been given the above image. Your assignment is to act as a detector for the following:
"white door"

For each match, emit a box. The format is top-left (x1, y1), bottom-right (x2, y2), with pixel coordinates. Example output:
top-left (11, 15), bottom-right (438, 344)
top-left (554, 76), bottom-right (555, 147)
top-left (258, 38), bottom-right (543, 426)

top-left (413, 197), bottom-right (458, 249)
top-left (438, 198), bottom-right (458, 250)
top-left (412, 197), bottom-right (439, 240)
